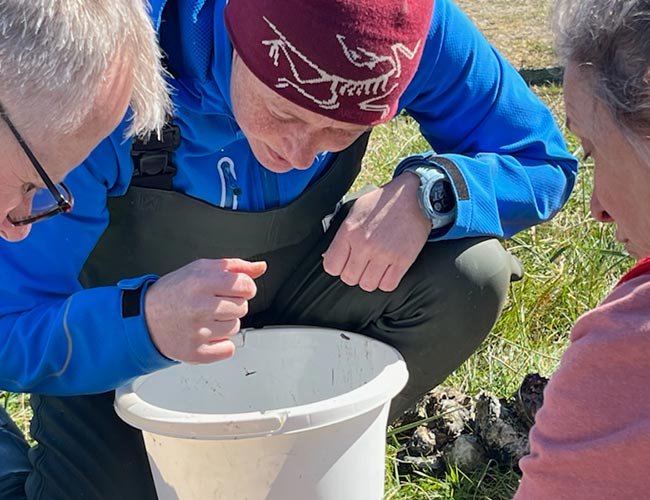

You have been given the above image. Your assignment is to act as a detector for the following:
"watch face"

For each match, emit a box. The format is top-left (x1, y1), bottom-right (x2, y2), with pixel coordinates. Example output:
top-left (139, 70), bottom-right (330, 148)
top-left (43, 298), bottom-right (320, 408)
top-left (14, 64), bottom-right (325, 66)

top-left (430, 180), bottom-right (455, 213)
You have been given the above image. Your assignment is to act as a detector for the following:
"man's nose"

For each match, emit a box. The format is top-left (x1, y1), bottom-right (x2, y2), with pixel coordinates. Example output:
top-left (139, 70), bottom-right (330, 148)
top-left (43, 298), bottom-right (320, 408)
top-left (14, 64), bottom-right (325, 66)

top-left (282, 134), bottom-right (320, 169)
top-left (590, 191), bottom-right (614, 223)
top-left (0, 217), bottom-right (31, 242)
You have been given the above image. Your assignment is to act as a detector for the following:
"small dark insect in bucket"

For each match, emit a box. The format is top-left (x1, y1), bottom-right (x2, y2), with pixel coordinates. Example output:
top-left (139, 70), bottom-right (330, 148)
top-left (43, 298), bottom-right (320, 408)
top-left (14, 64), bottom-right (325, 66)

top-left (340, 333), bottom-right (351, 340)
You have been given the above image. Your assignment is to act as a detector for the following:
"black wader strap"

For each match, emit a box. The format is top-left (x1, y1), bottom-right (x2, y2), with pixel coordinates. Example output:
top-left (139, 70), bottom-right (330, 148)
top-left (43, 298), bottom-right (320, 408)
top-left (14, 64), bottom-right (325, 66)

top-left (130, 124), bottom-right (181, 190)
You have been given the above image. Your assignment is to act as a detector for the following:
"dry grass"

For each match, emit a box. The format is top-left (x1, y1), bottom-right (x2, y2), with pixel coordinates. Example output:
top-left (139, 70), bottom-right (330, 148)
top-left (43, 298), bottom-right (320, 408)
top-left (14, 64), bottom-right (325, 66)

top-left (455, 0), bottom-right (557, 70)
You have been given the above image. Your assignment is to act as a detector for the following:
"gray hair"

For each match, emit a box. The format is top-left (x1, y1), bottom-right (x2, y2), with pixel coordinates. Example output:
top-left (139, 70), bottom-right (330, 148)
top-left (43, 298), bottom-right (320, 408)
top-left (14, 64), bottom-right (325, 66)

top-left (553, 0), bottom-right (650, 136)
top-left (0, 0), bottom-right (172, 138)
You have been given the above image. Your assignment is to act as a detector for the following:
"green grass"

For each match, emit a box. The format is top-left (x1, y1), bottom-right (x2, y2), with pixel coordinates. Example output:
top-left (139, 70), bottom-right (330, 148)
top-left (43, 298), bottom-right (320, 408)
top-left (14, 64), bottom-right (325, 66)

top-left (384, 454), bottom-right (524, 500)
top-left (1, 391), bottom-right (31, 439)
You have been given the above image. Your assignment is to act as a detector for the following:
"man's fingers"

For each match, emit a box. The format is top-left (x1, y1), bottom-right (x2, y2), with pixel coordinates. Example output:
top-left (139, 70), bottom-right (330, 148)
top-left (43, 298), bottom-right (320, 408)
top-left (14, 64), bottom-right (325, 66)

top-left (339, 250), bottom-right (370, 286)
top-left (207, 260), bottom-right (266, 299)
top-left (378, 264), bottom-right (406, 292)
top-left (210, 270), bottom-right (259, 300)
top-left (358, 260), bottom-right (390, 292)
top-left (220, 258), bottom-right (267, 279)
top-left (213, 297), bottom-right (248, 320)
top-left (193, 339), bottom-right (237, 363)
top-left (147, 258), bottom-right (266, 364)
top-left (197, 319), bottom-right (240, 342)
top-left (322, 236), bottom-right (351, 276)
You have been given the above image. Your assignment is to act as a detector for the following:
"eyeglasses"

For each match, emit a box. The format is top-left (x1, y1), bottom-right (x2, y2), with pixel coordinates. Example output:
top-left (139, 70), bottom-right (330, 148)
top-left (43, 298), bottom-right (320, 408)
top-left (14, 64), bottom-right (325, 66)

top-left (0, 103), bottom-right (73, 226)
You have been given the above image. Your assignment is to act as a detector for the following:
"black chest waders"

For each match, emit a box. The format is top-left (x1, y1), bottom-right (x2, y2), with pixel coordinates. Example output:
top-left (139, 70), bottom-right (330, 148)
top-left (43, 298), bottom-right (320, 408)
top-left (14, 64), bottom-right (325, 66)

top-left (79, 132), bottom-right (369, 315)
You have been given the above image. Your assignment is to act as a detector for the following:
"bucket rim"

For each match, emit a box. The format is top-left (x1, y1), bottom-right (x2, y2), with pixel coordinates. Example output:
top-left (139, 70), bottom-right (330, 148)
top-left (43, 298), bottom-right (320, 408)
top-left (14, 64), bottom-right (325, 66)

top-left (114, 327), bottom-right (409, 440)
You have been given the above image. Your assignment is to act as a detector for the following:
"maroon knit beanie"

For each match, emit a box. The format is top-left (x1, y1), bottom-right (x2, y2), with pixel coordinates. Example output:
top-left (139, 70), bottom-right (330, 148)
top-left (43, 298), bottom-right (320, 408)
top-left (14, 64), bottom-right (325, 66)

top-left (224, 0), bottom-right (435, 126)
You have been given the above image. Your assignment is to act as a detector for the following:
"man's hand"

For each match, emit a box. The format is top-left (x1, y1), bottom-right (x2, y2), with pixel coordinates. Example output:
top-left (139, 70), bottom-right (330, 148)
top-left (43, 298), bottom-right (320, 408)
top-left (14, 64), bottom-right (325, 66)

top-left (143, 258), bottom-right (267, 363)
top-left (322, 172), bottom-right (431, 292)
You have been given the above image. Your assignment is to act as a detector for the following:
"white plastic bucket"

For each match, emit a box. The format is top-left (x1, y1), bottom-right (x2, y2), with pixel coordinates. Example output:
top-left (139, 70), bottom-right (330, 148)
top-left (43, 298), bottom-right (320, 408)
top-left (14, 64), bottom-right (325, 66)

top-left (114, 326), bottom-right (408, 500)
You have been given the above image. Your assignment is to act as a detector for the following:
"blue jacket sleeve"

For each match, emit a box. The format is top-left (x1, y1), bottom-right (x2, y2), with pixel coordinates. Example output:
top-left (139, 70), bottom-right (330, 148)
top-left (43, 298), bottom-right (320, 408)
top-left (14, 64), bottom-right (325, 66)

top-left (395, 0), bottom-right (578, 239)
top-left (0, 129), bottom-right (174, 396)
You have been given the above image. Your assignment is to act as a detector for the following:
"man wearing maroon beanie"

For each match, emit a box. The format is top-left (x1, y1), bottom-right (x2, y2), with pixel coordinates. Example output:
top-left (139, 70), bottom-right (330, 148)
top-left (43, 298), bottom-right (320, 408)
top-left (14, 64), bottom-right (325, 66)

top-left (0, 0), bottom-right (577, 498)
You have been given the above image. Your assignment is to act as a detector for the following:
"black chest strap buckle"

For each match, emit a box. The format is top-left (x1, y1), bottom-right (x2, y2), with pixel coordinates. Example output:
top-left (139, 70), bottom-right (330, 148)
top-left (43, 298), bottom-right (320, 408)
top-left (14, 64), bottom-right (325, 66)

top-left (130, 124), bottom-right (181, 189)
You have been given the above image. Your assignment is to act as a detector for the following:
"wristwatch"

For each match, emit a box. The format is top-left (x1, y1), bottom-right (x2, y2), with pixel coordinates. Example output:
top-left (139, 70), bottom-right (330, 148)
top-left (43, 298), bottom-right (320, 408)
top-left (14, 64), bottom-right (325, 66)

top-left (403, 164), bottom-right (456, 230)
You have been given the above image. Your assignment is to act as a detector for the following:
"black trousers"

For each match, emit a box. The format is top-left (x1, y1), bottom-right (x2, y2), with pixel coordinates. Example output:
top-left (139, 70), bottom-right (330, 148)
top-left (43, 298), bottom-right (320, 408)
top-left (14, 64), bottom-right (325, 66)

top-left (17, 198), bottom-right (520, 499)
top-left (0, 406), bottom-right (31, 498)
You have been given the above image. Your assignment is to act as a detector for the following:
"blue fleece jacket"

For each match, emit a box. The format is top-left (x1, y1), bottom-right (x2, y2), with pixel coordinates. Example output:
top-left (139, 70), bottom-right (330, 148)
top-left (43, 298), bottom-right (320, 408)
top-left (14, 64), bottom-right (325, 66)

top-left (0, 0), bottom-right (577, 395)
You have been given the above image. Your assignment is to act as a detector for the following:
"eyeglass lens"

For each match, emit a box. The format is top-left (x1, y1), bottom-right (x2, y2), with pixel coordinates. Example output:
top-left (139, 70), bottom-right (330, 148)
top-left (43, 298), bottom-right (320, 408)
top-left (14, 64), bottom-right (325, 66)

top-left (8, 183), bottom-right (73, 226)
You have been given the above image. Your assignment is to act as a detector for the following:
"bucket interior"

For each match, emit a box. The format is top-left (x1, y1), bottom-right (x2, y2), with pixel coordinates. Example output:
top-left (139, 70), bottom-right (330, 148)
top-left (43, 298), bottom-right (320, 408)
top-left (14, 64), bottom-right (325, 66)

top-left (130, 327), bottom-right (402, 415)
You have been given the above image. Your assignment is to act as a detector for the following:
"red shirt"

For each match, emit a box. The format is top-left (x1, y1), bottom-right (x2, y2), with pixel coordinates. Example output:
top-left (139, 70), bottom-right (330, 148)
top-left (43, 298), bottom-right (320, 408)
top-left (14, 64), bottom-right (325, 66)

top-left (515, 261), bottom-right (650, 499)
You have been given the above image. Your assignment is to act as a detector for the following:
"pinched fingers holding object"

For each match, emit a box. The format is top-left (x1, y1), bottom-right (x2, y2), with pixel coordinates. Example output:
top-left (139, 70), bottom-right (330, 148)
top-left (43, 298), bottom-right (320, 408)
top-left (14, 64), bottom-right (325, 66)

top-left (143, 258), bottom-right (267, 364)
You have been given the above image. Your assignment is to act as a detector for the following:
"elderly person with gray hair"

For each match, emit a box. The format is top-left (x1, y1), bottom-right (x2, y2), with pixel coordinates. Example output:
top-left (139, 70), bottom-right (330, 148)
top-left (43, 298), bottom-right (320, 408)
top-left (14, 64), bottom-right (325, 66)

top-left (0, 0), bottom-right (170, 497)
top-left (515, 0), bottom-right (650, 497)
top-left (0, 0), bottom-right (171, 242)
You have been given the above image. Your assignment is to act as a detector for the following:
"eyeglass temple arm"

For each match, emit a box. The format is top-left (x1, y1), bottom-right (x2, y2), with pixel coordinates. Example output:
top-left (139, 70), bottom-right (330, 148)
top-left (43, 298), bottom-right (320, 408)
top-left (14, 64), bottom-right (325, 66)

top-left (0, 103), bottom-right (66, 202)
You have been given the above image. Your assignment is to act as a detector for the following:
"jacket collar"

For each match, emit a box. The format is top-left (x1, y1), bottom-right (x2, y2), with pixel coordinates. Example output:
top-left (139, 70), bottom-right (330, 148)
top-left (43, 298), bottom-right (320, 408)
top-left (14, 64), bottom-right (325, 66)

top-left (147, 0), bottom-right (210, 30)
